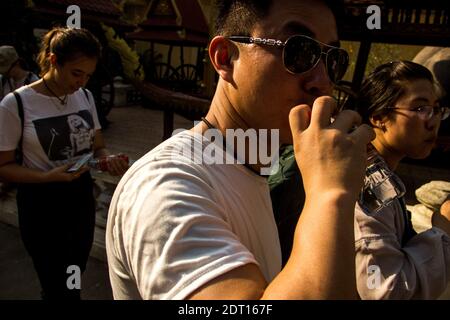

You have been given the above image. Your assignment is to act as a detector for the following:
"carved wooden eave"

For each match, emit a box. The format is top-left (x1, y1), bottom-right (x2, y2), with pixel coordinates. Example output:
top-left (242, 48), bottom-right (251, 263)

top-left (126, 0), bottom-right (209, 46)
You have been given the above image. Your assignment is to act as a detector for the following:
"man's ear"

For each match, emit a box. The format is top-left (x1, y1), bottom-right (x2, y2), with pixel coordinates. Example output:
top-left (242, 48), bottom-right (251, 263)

top-left (208, 36), bottom-right (236, 83)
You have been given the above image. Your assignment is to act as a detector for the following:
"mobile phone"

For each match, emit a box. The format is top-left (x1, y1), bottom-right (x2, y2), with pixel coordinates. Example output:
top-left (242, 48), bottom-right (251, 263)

top-left (67, 152), bottom-right (93, 173)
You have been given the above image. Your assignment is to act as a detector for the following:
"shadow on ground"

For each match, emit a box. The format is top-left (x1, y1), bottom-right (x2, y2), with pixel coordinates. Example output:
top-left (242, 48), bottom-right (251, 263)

top-left (0, 223), bottom-right (113, 300)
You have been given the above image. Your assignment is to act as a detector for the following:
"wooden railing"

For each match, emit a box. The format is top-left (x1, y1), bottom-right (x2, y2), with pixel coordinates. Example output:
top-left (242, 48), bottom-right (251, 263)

top-left (340, 0), bottom-right (450, 45)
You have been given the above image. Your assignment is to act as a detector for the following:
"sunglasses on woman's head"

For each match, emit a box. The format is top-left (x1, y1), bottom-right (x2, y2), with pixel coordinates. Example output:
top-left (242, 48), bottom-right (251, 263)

top-left (227, 34), bottom-right (350, 83)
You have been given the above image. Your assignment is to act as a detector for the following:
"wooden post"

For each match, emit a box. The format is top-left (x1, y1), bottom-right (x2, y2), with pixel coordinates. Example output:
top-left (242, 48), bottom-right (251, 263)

top-left (163, 110), bottom-right (174, 140)
top-left (168, 45), bottom-right (173, 69)
top-left (180, 45), bottom-right (185, 68)
top-left (352, 40), bottom-right (372, 91)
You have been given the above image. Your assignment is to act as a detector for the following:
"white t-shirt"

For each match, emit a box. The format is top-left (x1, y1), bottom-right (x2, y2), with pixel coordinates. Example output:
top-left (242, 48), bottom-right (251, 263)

top-left (0, 85), bottom-right (101, 171)
top-left (106, 130), bottom-right (282, 300)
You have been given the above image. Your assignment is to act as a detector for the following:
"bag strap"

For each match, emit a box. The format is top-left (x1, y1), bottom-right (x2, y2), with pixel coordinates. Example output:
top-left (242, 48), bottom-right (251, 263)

top-left (82, 88), bottom-right (90, 102)
top-left (13, 91), bottom-right (24, 164)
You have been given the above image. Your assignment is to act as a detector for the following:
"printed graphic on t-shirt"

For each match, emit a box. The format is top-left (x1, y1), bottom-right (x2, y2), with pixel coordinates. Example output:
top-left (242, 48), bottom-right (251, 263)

top-left (33, 110), bottom-right (94, 161)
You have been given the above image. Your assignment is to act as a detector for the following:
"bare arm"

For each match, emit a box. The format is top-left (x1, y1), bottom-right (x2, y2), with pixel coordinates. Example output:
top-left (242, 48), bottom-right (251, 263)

top-left (432, 197), bottom-right (450, 236)
top-left (93, 129), bottom-right (108, 158)
top-left (188, 193), bottom-right (358, 300)
top-left (188, 97), bottom-right (374, 299)
top-left (92, 130), bottom-right (128, 176)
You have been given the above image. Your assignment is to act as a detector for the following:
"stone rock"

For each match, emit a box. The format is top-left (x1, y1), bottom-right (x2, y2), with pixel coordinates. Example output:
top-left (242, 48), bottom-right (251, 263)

top-left (415, 180), bottom-right (450, 211)
top-left (407, 204), bottom-right (433, 234)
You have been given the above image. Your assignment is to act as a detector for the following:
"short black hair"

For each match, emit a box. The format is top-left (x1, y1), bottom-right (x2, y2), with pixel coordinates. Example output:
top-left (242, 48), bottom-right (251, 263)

top-left (356, 60), bottom-right (440, 124)
top-left (213, 0), bottom-right (344, 36)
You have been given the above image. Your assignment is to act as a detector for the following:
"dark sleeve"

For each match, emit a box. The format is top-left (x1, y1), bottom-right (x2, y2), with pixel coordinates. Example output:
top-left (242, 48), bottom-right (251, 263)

top-left (268, 145), bottom-right (305, 266)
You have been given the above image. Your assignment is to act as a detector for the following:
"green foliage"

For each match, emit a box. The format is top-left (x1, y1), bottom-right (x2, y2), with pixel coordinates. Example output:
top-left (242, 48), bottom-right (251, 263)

top-left (101, 23), bottom-right (145, 81)
top-left (341, 41), bottom-right (424, 81)
top-left (366, 43), bottom-right (423, 75)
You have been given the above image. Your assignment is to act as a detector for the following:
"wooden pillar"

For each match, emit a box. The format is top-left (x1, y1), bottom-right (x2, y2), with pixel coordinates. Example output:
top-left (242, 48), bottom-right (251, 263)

top-left (163, 110), bottom-right (174, 141)
top-left (196, 47), bottom-right (202, 75)
top-left (352, 40), bottom-right (372, 91)
top-left (164, 45), bottom-right (174, 140)
top-left (150, 42), bottom-right (154, 62)
top-left (168, 45), bottom-right (173, 68)
top-left (180, 45), bottom-right (185, 67)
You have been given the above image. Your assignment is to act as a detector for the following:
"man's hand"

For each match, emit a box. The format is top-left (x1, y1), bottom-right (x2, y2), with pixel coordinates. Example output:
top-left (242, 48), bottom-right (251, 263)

top-left (289, 96), bottom-right (375, 199)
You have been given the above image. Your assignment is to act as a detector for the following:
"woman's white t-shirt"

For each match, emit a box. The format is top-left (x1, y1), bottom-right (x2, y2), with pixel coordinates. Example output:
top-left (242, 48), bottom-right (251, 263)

top-left (0, 86), bottom-right (101, 171)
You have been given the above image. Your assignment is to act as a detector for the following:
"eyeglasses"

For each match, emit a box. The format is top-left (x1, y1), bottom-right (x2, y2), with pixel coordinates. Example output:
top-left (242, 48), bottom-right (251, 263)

top-left (387, 105), bottom-right (450, 121)
top-left (227, 35), bottom-right (350, 83)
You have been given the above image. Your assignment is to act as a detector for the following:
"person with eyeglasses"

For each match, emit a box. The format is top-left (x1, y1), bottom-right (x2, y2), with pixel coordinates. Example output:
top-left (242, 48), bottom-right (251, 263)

top-left (353, 60), bottom-right (450, 299)
top-left (106, 0), bottom-right (375, 300)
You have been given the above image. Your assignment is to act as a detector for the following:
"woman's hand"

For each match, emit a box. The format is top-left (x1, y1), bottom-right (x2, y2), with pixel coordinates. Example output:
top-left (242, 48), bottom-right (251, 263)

top-left (42, 164), bottom-right (89, 183)
top-left (105, 156), bottom-right (129, 176)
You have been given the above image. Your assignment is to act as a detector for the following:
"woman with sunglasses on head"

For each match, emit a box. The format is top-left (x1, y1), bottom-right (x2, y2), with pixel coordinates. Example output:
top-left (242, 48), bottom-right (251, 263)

top-left (0, 27), bottom-right (128, 299)
top-left (354, 60), bottom-right (450, 299)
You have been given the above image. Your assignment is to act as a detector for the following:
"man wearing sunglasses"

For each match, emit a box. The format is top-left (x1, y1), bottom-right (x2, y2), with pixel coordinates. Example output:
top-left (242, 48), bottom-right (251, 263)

top-left (106, 0), bottom-right (374, 299)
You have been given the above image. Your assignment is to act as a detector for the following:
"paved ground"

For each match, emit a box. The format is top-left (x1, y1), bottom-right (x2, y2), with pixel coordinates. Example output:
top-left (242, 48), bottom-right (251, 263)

top-left (0, 223), bottom-right (113, 300)
top-left (101, 104), bottom-right (194, 161)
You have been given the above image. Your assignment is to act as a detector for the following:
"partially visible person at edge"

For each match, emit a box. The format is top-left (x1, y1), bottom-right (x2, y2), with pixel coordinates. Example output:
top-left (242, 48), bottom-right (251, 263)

top-left (0, 46), bottom-right (39, 195)
top-left (0, 45), bottom-right (39, 101)
top-left (0, 27), bottom-right (128, 300)
top-left (106, 0), bottom-right (375, 300)
top-left (352, 61), bottom-right (450, 299)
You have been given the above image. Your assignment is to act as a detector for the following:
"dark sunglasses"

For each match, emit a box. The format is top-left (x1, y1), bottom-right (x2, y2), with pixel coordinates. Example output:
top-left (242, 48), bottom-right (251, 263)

top-left (227, 35), bottom-right (349, 83)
